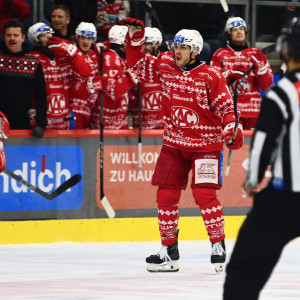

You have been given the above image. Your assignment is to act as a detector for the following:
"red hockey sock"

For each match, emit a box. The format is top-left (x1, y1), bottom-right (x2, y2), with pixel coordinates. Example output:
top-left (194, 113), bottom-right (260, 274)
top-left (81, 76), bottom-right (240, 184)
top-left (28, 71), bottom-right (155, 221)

top-left (157, 187), bottom-right (181, 246)
top-left (193, 188), bottom-right (225, 243)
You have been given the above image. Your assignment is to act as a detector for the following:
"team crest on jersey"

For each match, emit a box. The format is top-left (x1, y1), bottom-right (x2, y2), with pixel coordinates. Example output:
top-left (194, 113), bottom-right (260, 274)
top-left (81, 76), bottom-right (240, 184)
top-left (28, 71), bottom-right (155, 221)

top-left (170, 106), bottom-right (199, 127)
top-left (142, 92), bottom-right (162, 110)
top-left (48, 93), bottom-right (66, 114)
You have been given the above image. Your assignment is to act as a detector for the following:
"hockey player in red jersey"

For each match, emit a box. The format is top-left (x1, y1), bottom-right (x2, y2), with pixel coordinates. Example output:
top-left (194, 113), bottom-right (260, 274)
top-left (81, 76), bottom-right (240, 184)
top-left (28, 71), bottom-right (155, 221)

top-left (143, 27), bottom-right (163, 57)
top-left (210, 17), bottom-right (273, 130)
top-left (124, 18), bottom-right (244, 273)
top-left (28, 22), bottom-right (93, 129)
top-left (129, 26), bottom-right (165, 129)
top-left (90, 24), bottom-right (138, 129)
top-left (0, 111), bottom-right (10, 173)
top-left (66, 22), bottom-right (102, 129)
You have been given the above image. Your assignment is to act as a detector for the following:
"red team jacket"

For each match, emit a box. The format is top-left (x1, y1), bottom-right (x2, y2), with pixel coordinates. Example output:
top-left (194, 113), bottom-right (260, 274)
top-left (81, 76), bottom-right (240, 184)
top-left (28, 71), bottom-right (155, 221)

top-left (127, 44), bottom-right (237, 152)
top-left (210, 46), bottom-right (273, 119)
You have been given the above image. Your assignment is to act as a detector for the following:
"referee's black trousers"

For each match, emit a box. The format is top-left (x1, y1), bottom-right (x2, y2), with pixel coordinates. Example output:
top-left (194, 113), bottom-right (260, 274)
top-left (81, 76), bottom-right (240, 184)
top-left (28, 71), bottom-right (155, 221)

top-left (223, 187), bottom-right (300, 300)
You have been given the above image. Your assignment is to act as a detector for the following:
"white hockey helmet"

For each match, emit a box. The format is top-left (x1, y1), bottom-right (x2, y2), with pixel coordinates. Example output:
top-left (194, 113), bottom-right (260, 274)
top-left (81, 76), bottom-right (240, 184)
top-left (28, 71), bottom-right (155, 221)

top-left (173, 29), bottom-right (203, 54)
top-left (108, 25), bottom-right (128, 45)
top-left (225, 17), bottom-right (247, 34)
top-left (145, 27), bottom-right (163, 45)
top-left (27, 22), bottom-right (54, 45)
top-left (75, 22), bottom-right (97, 41)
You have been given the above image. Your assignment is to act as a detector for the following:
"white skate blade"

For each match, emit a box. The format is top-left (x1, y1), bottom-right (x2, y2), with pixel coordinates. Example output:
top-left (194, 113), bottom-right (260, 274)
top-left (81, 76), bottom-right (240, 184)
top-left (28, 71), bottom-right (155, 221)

top-left (213, 263), bottom-right (224, 273)
top-left (147, 260), bottom-right (179, 273)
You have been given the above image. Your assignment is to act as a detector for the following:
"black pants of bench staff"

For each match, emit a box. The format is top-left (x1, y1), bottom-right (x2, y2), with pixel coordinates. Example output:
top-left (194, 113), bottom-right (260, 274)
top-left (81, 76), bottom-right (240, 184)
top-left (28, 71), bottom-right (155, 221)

top-left (223, 187), bottom-right (300, 300)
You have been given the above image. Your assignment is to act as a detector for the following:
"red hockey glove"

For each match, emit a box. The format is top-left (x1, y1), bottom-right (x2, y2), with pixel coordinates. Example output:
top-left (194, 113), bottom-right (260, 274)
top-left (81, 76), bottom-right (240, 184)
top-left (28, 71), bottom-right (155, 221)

top-left (126, 71), bottom-right (139, 86)
top-left (224, 122), bottom-right (244, 150)
top-left (87, 75), bottom-right (107, 94)
top-left (250, 50), bottom-right (268, 75)
top-left (123, 18), bottom-right (145, 46)
top-left (0, 111), bottom-right (10, 139)
top-left (48, 36), bottom-right (77, 58)
top-left (94, 40), bottom-right (110, 57)
top-left (0, 141), bottom-right (6, 173)
top-left (224, 65), bottom-right (248, 84)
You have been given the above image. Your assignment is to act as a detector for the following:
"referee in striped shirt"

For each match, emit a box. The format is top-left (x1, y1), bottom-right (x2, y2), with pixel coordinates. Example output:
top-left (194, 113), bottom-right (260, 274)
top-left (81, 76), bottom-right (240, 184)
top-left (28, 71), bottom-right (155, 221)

top-left (223, 17), bottom-right (300, 300)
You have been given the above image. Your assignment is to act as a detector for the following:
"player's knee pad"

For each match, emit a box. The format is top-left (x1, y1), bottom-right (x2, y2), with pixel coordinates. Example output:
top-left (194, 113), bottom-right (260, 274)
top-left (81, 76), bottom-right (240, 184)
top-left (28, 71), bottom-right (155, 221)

top-left (157, 187), bottom-right (181, 207)
top-left (192, 187), bottom-right (217, 207)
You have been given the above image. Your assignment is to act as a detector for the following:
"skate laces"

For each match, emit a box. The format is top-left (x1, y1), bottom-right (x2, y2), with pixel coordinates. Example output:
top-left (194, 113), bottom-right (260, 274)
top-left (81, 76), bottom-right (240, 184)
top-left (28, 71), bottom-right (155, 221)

top-left (157, 245), bottom-right (172, 261)
top-left (212, 241), bottom-right (225, 256)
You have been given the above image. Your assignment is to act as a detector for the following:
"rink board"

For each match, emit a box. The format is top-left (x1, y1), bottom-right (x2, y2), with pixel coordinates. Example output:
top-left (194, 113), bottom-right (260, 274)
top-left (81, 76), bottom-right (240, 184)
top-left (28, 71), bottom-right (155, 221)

top-left (0, 130), bottom-right (255, 244)
top-left (0, 216), bottom-right (247, 244)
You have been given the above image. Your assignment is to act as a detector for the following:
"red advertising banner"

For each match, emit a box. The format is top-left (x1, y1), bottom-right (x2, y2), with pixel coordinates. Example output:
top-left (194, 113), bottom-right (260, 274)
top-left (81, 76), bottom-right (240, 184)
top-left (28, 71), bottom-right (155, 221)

top-left (95, 145), bottom-right (268, 211)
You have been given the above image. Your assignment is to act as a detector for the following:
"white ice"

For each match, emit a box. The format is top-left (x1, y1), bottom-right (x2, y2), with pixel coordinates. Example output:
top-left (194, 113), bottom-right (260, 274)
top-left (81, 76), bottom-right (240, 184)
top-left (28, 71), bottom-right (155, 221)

top-left (0, 239), bottom-right (299, 300)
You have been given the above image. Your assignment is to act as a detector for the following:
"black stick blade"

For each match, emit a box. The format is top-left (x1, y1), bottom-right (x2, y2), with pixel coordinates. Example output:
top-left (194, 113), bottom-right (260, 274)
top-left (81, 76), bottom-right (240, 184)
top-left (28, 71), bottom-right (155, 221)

top-left (47, 174), bottom-right (82, 200)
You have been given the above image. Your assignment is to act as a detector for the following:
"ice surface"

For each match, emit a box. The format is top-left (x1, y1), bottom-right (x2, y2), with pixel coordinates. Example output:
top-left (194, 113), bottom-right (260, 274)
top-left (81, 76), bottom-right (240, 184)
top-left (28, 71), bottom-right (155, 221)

top-left (0, 239), bottom-right (299, 299)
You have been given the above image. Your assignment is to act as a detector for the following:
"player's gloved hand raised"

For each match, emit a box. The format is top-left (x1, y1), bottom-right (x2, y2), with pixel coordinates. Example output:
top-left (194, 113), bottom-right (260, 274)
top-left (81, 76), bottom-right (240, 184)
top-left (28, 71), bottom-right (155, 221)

top-left (94, 40), bottom-right (110, 57)
top-left (224, 122), bottom-right (243, 150)
top-left (250, 50), bottom-right (268, 75)
top-left (31, 126), bottom-right (45, 138)
top-left (0, 111), bottom-right (10, 139)
top-left (48, 36), bottom-right (77, 58)
top-left (224, 65), bottom-right (248, 84)
top-left (87, 75), bottom-right (107, 94)
top-left (123, 18), bottom-right (145, 46)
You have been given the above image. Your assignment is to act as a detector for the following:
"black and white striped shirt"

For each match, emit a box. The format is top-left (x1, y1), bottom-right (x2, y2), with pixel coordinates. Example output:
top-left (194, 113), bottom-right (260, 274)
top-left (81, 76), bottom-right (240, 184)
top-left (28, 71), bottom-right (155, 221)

top-left (247, 69), bottom-right (300, 192)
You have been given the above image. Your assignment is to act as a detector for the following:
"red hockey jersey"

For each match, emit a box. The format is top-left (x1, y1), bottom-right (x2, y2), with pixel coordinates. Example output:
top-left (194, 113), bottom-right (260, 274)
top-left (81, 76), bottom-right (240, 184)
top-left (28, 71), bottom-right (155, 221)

top-left (127, 45), bottom-right (237, 152)
top-left (31, 51), bottom-right (71, 129)
top-left (90, 48), bottom-right (134, 129)
top-left (129, 52), bottom-right (164, 129)
top-left (69, 48), bottom-right (99, 124)
top-left (210, 46), bottom-right (273, 119)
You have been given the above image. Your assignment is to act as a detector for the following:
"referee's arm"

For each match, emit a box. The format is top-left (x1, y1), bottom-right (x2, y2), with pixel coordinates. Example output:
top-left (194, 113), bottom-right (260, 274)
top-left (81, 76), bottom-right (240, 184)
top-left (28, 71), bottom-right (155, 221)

top-left (246, 94), bottom-right (285, 187)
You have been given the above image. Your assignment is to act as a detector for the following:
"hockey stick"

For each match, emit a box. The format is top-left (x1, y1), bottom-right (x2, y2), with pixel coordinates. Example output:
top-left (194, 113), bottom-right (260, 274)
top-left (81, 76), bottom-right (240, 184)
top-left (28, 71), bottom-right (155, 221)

top-left (99, 45), bottom-right (116, 219)
top-left (220, 0), bottom-right (229, 13)
top-left (47, 116), bottom-right (76, 124)
top-left (224, 65), bottom-right (254, 176)
top-left (138, 80), bottom-right (142, 169)
top-left (2, 168), bottom-right (81, 200)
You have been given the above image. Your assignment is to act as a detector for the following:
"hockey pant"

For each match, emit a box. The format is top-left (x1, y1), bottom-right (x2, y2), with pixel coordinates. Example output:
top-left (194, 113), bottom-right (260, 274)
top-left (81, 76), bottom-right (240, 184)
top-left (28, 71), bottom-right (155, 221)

top-left (157, 187), bottom-right (225, 246)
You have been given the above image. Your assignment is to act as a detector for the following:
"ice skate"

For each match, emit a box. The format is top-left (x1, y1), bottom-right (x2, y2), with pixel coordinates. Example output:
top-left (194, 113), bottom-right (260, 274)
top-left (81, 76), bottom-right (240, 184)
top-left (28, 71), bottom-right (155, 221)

top-left (211, 239), bottom-right (226, 273)
top-left (146, 230), bottom-right (180, 273)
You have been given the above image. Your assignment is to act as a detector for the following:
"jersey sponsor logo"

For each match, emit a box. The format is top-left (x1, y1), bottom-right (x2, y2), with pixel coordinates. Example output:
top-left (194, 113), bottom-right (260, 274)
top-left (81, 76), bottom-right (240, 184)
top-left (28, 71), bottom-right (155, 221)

top-left (173, 93), bottom-right (193, 102)
top-left (0, 146), bottom-right (83, 211)
top-left (194, 79), bottom-right (206, 87)
top-left (160, 71), bottom-right (176, 81)
top-left (142, 91), bottom-right (162, 110)
top-left (195, 158), bottom-right (219, 184)
top-left (170, 106), bottom-right (199, 127)
top-left (48, 93), bottom-right (67, 114)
